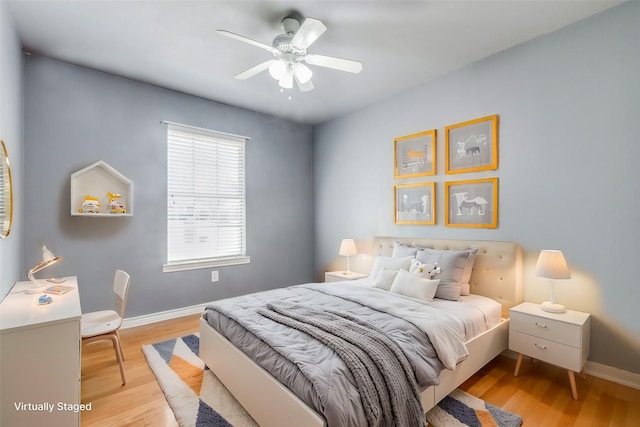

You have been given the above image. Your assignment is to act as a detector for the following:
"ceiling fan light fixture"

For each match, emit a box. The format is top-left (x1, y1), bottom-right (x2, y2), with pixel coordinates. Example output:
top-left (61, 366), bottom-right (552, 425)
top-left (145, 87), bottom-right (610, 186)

top-left (293, 63), bottom-right (313, 84)
top-left (268, 60), bottom-right (287, 80)
top-left (219, 14), bottom-right (361, 94)
top-left (278, 69), bottom-right (294, 89)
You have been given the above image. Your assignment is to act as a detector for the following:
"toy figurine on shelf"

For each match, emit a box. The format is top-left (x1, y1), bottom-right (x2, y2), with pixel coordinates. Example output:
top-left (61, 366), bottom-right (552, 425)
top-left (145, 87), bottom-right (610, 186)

top-left (107, 192), bottom-right (126, 214)
top-left (79, 195), bottom-right (100, 213)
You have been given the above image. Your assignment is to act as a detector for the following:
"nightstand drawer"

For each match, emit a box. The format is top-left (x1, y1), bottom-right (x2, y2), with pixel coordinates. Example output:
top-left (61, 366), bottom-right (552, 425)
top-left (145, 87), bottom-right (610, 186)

top-left (510, 311), bottom-right (581, 347)
top-left (510, 330), bottom-right (582, 371)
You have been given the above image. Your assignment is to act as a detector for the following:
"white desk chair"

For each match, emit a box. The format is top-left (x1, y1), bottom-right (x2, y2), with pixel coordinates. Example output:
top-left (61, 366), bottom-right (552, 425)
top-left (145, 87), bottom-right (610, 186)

top-left (81, 269), bottom-right (130, 385)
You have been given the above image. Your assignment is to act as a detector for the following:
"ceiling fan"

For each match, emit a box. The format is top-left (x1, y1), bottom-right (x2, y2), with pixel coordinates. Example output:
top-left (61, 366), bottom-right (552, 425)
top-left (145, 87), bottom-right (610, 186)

top-left (217, 15), bottom-right (363, 92)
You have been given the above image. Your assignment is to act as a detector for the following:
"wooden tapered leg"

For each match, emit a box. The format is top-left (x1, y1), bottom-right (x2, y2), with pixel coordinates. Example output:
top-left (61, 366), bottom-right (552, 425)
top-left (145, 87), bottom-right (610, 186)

top-left (116, 330), bottom-right (126, 361)
top-left (109, 334), bottom-right (126, 386)
top-left (568, 370), bottom-right (578, 400)
top-left (514, 353), bottom-right (524, 376)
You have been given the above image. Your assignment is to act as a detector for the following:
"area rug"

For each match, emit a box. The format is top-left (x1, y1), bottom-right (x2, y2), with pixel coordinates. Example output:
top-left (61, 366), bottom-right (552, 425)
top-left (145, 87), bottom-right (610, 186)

top-left (426, 388), bottom-right (522, 427)
top-left (142, 333), bottom-right (257, 427)
top-left (144, 333), bottom-right (521, 427)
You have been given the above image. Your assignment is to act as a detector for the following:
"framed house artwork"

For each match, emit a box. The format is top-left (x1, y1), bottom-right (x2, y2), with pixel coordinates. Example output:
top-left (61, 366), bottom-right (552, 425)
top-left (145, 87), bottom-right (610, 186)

top-left (394, 182), bottom-right (436, 225)
top-left (445, 115), bottom-right (498, 174)
top-left (394, 129), bottom-right (436, 179)
top-left (444, 177), bottom-right (498, 228)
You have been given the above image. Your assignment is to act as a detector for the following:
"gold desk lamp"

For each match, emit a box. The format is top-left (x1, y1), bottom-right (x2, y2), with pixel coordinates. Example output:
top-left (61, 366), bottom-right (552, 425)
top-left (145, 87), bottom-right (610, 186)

top-left (26, 245), bottom-right (62, 294)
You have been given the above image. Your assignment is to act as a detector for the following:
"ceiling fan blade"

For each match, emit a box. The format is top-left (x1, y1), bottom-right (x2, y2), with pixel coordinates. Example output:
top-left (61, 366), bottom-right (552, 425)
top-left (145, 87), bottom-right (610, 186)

top-left (294, 73), bottom-right (315, 92)
top-left (292, 17), bottom-right (327, 50)
top-left (305, 54), bottom-right (363, 74)
top-left (217, 30), bottom-right (276, 53)
top-left (234, 60), bottom-right (276, 80)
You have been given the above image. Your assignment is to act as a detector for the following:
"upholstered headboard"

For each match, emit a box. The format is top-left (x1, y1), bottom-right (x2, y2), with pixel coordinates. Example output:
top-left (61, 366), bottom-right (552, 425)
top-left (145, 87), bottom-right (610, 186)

top-left (372, 237), bottom-right (524, 316)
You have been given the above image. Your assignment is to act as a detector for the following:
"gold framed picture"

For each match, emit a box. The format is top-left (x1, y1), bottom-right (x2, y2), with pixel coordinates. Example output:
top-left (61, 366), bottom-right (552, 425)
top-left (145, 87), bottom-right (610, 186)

top-left (445, 115), bottom-right (498, 174)
top-left (394, 129), bottom-right (436, 179)
top-left (394, 182), bottom-right (436, 225)
top-left (445, 177), bottom-right (498, 228)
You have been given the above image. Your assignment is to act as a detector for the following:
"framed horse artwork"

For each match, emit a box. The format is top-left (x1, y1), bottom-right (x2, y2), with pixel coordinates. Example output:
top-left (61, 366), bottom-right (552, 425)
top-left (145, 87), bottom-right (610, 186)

top-left (445, 115), bottom-right (498, 175)
top-left (444, 177), bottom-right (498, 228)
top-left (394, 129), bottom-right (436, 179)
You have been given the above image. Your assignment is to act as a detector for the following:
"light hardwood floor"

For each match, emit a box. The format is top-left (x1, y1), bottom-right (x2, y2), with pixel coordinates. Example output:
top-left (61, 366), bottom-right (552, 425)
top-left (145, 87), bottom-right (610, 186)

top-left (81, 314), bottom-right (640, 426)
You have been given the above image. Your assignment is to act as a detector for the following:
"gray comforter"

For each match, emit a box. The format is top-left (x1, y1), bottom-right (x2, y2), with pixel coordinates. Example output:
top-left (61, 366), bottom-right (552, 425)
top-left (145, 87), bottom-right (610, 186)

top-left (203, 283), bottom-right (469, 427)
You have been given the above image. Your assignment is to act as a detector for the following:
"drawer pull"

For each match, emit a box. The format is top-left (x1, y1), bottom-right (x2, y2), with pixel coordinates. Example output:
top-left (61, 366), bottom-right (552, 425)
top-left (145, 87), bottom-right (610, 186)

top-left (535, 322), bottom-right (548, 328)
top-left (534, 343), bottom-right (547, 350)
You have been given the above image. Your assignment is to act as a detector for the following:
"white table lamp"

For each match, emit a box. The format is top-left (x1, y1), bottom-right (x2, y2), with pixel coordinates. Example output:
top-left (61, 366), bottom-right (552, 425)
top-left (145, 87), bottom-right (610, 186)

top-left (339, 239), bottom-right (357, 275)
top-left (535, 249), bottom-right (571, 313)
top-left (26, 244), bottom-right (62, 294)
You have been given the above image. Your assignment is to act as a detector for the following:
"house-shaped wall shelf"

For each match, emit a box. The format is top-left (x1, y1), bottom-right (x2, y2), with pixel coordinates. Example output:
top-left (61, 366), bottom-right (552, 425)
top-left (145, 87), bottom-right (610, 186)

top-left (70, 161), bottom-right (133, 216)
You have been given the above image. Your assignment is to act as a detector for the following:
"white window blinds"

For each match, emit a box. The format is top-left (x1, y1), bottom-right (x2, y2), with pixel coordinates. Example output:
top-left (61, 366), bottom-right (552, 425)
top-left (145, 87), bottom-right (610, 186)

top-left (165, 123), bottom-right (249, 270)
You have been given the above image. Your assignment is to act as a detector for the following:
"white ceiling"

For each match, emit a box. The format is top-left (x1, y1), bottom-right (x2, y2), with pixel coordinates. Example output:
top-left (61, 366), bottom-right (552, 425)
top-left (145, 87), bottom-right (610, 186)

top-left (5, 0), bottom-right (622, 125)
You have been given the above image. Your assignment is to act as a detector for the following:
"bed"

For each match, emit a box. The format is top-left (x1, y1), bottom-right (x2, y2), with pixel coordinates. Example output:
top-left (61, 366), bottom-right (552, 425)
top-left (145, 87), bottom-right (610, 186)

top-left (199, 237), bottom-right (523, 427)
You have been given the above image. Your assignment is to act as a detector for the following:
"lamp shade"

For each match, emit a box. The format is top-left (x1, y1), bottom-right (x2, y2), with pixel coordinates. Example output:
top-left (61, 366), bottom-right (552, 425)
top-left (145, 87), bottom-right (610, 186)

top-left (293, 63), bottom-right (313, 84)
top-left (339, 239), bottom-right (357, 257)
top-left (278, 68), bottom-right (293, 89)
top-left (268, 60), bottom-right (287, 80)
top-left (535, 250), bottom-right (571, 279)
top-left (42, 245), bottom-right (57, 263)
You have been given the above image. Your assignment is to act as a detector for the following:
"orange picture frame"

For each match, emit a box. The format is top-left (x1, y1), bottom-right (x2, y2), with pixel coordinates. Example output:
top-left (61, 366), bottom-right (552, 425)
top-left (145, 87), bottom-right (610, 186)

top-left (394, 129), bottom-right (436, 179)
top-left (445, 115), bottom-right (498, 175)
top-left (444, 177), bottom-right (498, 228)
top-left (394, 182), bottom-right (436, 225)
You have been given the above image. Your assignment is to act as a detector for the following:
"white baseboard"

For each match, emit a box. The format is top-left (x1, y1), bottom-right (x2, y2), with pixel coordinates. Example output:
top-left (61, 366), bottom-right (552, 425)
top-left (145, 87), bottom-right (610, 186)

top-left (502, 349), bottom-right (640, 390)
top-left (584, 360), bottom-right (640, 390)
top-left (121, 302), bottom-right (207, 329)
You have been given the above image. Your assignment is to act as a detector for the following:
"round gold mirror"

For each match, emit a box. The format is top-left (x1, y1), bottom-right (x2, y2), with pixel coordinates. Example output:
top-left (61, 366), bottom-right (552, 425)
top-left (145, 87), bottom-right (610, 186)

top-left (1, 140), bottom-right (14, 238)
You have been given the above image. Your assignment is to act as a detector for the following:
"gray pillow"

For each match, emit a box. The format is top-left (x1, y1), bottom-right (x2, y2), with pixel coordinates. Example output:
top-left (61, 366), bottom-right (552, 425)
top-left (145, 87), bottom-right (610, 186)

top-left (391, 241), bottom-right (422, 258)
top-left (415, 248), bottom-right (478, 300)
top-left (460, 249), bottom-right (477, 286)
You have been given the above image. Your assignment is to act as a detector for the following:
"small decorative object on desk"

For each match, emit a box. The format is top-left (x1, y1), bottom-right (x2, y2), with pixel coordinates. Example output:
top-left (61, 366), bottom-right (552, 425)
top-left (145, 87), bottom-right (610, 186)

top-left (80, 195), bottom-right (100, 213)
top-left (44, 284), bottom-right (74, 295)
top-left (38, 294), bottom-right (53, 305)
top-left (47, 277), bottom-right (67, 284)
top-left (107, 191), bottom-right (126, 214)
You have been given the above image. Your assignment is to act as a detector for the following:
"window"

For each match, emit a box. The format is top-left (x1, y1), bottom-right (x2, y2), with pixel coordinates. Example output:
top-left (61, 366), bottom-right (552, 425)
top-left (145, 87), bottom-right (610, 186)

top-left (163, 122), bottom-right (249, 272)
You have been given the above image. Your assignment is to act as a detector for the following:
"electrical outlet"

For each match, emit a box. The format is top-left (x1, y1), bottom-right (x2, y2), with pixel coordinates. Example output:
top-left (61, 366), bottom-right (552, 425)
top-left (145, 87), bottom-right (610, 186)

top-left (211, 271), bottom-right (219, 282)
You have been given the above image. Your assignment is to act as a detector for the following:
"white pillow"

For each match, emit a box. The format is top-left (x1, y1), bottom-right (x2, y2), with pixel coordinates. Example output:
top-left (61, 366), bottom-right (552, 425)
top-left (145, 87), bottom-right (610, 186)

top-left (369, 255), bottom-right (412, 281)
top-left (373, 269), bottom-right (399, 290)
top-left (389, 269), bottom-right (439, 301)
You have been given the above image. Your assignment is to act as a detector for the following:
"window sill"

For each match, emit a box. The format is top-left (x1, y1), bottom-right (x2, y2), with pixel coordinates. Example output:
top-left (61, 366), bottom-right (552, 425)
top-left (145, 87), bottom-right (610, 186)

top-left (163, 256), bottom-right (250, 273)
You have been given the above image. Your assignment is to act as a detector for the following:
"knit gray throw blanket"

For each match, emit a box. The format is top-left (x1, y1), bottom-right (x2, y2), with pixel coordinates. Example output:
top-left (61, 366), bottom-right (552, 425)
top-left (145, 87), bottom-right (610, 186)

top-left (258, 301), bottom-right (425, 427)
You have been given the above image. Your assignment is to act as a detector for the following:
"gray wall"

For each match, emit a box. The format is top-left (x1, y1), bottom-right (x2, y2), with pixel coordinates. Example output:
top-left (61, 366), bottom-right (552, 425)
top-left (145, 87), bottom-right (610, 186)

top-left (0, 2), bottom-right (24, 300)
top-left (23, 56), bottom-right (314, 316)
top-left (313, 2), bottom-right (640, 374)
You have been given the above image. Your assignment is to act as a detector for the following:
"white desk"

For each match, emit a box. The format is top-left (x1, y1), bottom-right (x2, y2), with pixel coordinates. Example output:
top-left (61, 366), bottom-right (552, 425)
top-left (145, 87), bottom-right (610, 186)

top-left (0, 276), bottom-right (82, 427)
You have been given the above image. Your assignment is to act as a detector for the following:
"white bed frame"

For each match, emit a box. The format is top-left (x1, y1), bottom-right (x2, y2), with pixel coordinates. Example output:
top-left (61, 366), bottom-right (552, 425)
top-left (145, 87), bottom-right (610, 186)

top-left (200, 237), bottom-right (523, 427)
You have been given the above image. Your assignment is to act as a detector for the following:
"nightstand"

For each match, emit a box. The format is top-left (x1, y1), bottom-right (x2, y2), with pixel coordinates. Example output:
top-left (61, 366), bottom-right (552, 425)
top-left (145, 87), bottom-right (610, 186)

top-left (509, 302), bottom-right (590, 399)
top-left (324, 271), bottom-right (367, 283)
